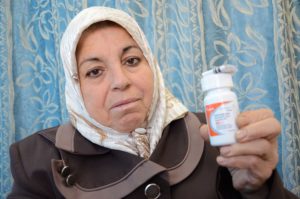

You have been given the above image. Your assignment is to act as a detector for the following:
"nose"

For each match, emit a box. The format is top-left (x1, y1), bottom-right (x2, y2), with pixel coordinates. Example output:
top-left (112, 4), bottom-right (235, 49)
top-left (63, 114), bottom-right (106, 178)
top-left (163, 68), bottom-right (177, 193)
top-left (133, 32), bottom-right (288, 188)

top-left (110, 64), bottom-right (130, 90)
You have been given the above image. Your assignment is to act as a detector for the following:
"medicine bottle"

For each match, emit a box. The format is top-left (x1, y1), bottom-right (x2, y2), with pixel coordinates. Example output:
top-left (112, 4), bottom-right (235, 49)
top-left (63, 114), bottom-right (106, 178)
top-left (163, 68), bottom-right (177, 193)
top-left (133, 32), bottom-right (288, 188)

top-left (201, 72), bottom-right (239, 146)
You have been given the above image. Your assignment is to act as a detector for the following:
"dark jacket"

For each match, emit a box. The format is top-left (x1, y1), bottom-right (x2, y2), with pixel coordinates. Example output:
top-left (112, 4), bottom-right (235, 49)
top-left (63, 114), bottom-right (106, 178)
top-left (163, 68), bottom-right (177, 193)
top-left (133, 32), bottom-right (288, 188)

top-left (8, 113), bottom-right (298, 199)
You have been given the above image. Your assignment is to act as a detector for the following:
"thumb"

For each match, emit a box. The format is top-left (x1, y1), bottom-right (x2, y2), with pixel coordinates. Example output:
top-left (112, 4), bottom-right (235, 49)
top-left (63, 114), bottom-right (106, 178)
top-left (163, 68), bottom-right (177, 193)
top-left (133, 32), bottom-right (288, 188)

top-left (200, 124), bottom-right (209, 142)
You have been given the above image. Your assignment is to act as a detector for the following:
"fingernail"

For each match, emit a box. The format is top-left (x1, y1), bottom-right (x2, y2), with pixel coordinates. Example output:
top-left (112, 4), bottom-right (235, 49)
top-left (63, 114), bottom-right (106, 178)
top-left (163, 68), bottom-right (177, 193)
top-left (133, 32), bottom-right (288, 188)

top-left (216, 156), bottom-right (225, 165)
top-left (220, 147), bottom-right (230, 155)
top-left (236, 130), bottom-right (246, 141)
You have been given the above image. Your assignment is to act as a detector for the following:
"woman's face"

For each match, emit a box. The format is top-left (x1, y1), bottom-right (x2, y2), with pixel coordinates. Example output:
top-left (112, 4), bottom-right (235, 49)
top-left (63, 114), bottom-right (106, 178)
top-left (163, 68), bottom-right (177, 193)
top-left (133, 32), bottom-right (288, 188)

top-left (76, 25), bottom-right (154, 132)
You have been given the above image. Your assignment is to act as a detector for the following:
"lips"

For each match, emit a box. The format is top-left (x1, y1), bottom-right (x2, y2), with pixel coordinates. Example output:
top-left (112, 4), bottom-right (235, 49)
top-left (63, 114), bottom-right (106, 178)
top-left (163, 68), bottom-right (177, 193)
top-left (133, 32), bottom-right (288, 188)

top-left (110, 98), bottom-right (140, 109)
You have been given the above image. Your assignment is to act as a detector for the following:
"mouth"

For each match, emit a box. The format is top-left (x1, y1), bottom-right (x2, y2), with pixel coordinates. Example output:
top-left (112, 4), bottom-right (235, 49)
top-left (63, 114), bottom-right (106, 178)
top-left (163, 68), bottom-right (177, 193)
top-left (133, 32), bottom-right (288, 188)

top-left (110, 98), bottom-right (140, 109)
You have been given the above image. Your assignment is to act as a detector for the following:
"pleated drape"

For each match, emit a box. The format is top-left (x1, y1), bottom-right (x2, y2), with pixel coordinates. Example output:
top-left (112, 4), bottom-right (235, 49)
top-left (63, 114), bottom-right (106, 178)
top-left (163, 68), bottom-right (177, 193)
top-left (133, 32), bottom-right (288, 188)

top-left (1, 0), bottom-right (299, 197)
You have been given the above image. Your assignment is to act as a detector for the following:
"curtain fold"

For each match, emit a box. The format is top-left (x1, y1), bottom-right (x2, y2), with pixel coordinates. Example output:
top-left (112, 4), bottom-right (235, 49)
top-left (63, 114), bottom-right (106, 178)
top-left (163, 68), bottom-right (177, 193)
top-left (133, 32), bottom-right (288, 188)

top-left (273, 0), bottom-right (300, 194)
top-left (0, 0), bottom-right (15, 195)
top-left (0, 0), bottom-right (299, 197)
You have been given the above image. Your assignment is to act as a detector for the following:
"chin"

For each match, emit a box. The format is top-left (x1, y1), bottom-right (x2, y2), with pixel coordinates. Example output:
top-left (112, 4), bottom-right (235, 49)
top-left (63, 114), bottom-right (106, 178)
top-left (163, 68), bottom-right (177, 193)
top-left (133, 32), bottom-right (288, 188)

top-left (115, 115), bottom-right (147, 133)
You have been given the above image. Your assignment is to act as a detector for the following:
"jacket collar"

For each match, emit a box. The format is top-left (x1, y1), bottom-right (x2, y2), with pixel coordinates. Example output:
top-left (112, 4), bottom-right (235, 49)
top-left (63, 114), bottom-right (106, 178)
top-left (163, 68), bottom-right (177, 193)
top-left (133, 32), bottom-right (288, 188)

top-left (42, 112), bottom-right (204, 164)
top-left (55, 122), bottom-right (110, 155)
top-left (49, 113), bottom-right (205, 197)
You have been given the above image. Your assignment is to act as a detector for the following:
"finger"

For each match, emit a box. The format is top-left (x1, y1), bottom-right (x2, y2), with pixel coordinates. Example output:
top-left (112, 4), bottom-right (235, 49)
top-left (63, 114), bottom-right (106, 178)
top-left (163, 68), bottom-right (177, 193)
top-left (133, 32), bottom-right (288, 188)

top-left (236, 117), bottom-right (281, 143)
top-left (199, 124), bottom-right (209, 142)
top-left (219, 139), bottom-right (272, 159)
top-left (230, 169), bottom-right (266, 191)
top-left (216, 155), bottom-right (274, 181)
top-left (236, 109), bottom-right (274, 128)
top-left (220, 139), bottom-right (279, 166)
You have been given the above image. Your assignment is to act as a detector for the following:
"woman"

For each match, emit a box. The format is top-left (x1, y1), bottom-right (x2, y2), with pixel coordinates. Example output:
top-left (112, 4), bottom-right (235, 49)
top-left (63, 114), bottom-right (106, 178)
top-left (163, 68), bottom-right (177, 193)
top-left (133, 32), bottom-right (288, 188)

top-left (8, 6), bottom-right (298, 199)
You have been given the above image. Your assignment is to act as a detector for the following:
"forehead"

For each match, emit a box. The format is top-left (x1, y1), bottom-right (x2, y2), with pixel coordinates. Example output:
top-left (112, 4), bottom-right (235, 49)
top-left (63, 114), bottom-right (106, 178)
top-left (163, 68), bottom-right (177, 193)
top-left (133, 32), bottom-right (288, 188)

top-left (82, 21), bottom-right (122, 36)
top-left (76, 21), bottom-right (137, 52)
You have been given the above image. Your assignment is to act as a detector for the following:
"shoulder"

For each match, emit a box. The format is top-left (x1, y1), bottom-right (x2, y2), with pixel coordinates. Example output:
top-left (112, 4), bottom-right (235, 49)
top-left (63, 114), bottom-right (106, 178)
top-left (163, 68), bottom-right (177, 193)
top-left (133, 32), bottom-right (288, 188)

top-left (8, 126), bottom-right (63, 198)
top-left (10, 125), bottom-right (59, 153)
top-left (9, 126), bottom-right (60, 176)
top-left (191, 112), bottom-right (207, 124)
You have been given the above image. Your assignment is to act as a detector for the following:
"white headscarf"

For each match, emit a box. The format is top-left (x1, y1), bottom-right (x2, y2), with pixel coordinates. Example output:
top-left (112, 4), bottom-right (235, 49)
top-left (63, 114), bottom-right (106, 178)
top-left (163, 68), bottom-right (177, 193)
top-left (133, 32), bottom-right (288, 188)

top-left (60, 6), bottom-right (188, 157)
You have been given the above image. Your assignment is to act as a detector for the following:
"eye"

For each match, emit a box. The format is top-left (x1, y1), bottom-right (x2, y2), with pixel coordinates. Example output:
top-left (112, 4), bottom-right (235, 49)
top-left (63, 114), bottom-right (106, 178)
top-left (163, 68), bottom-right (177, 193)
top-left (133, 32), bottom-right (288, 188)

top-left (124, 57), bottom-right (140, 66)
top-left (86, 68), bottom-right (103, 78)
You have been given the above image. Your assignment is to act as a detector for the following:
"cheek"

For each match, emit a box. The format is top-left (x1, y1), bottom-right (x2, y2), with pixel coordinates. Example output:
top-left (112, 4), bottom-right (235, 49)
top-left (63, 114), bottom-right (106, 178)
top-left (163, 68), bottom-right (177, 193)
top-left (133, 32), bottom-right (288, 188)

top-left (80, 82), bottom-right (106, 112)
top-left (140, 70), bottom-right (154, 108)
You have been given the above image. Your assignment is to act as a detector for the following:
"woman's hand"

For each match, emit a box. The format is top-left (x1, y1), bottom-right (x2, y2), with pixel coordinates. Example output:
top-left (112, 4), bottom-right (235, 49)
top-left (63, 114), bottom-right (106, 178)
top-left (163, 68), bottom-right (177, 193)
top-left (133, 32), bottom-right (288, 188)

top-left (200, 109), bottom-right (281, 192)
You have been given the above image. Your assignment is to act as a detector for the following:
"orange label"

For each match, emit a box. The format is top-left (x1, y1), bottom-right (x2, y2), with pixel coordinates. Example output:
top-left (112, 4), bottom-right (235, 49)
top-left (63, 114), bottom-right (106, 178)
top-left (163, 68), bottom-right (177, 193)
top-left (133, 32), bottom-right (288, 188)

top-left (205, 101), bottom-right (231, 137)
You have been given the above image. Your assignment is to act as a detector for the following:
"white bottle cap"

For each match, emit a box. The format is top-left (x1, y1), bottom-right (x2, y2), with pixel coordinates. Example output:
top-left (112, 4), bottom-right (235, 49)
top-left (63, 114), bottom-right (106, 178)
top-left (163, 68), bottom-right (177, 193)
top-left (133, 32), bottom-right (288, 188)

top-left (201, 73), bottom-right (233, 92)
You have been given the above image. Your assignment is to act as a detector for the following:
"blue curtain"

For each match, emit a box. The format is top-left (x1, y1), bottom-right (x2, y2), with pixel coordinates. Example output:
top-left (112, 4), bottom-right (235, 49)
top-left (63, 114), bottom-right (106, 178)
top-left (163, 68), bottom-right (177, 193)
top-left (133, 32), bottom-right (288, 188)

top-left (1, 0), bottom-right (300, 197)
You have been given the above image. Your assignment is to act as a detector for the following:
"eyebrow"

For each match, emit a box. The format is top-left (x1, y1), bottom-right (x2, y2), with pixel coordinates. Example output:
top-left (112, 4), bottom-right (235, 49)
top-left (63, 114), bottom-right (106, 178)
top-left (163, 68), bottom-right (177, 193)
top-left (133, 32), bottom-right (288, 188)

top-left (78, 57), bottom-right (102, 68)
top-left (123, 45), bottom-right (141, 53)
top-left (78, 45), bottom-right (142, 68)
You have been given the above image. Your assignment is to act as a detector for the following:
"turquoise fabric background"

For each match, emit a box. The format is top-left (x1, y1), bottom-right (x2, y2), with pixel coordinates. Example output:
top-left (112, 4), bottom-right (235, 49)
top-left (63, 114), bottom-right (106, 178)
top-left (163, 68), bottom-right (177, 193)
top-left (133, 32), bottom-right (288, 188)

top-left (1, 0), bottom-right (300, 197)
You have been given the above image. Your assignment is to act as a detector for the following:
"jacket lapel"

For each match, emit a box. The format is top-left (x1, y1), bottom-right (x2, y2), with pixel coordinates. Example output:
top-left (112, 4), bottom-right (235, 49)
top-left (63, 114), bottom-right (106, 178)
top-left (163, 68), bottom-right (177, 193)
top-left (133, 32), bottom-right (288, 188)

top-left (48, 112), bottom-right (204, 198)
top-left (55, 122), bottom-right (109, 155)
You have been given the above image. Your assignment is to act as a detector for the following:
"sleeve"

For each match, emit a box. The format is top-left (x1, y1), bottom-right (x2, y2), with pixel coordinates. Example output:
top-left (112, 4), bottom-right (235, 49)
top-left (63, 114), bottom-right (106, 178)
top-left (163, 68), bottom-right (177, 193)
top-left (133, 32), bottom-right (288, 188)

top-left (237, 170), bottom-right (299, 199)
top-left (217, 166), bottom-right (299, 199)
top-left (7, 142), bottom-right (54, 199)
top-left (265, 171), bottom-right (299, 199)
